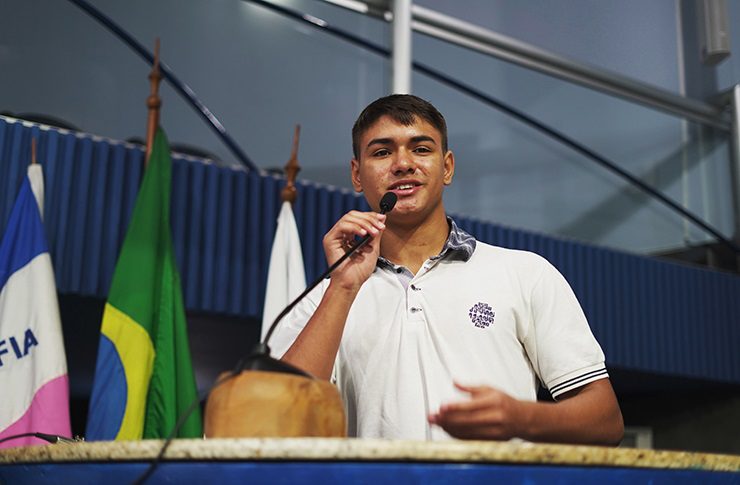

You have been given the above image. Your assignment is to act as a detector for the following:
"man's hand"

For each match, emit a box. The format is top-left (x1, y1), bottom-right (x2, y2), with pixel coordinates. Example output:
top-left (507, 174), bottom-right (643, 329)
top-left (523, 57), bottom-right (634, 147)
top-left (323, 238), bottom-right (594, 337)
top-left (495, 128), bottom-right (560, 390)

top-left (323, 210), bottom-right (386, 292)
top-left (429, 379), bottom-right (624, 445)
top-left (282, 210), bottom-right (386, 380)
top-left (428, 382), bottom-right (529, 440)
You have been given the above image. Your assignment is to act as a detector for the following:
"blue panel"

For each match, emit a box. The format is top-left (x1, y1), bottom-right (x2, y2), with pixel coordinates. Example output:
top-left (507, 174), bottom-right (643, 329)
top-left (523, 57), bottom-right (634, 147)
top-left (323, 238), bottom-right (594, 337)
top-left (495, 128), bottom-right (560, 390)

top-left (229, 171), bottom-right (248, 316)
top-left (299, 183), bottom-right (317, 281)
top-left (214, 168), bottom-right (234, 314)
top-left (1, 118), bottom-right (740, 384)
top-left (0, 120), bottom-right (9, 227)
top-left (246, 171), bottom-right (262, 316)
top-left (664, 262), bottom-right (677, 374)
top-left (1, 123), bottom-right (25, 229)
top-left (100, 144), bottom-right (127, 295)
top-left (0, 461), bottom-right (738, 485)
top-left (186, 161), bottom-right (206, 311)
top-left (53, 133), bottom-right (77, 290)
top-left (41, 130), bottom-right (61, 248)
top-left (200, 163), bottom-right (220, 311)
top-left (68, 136), bottom-right (94, 293)
top-left (83, 140), bottom-right (109, 295)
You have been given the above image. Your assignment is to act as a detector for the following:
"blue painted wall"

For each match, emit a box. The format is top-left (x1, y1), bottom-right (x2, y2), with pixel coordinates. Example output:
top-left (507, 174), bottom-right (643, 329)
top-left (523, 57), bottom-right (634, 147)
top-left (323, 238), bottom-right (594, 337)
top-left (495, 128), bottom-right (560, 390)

top-left (2, 118), bottom-right (738, 385)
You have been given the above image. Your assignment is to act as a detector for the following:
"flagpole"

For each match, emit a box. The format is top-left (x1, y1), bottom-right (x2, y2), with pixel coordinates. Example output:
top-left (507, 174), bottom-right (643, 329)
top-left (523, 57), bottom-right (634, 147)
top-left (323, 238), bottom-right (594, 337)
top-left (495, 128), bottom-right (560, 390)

top-left (203, 124), bottom-right (345, 439)
top-left (145, 38), bottom-right (162, 165)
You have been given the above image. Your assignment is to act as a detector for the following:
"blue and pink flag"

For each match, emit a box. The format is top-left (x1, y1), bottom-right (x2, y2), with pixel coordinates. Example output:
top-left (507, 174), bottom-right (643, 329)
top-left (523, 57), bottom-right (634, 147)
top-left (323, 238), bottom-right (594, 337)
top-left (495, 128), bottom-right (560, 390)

top-left (0, 164), bottom-right (71, 448)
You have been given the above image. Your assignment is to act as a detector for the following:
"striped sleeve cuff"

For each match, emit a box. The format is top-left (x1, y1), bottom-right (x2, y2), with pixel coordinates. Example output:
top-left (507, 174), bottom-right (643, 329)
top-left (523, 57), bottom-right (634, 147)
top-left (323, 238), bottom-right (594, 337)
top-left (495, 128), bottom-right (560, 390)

top-left (547, 364), bottom-right (609, 399)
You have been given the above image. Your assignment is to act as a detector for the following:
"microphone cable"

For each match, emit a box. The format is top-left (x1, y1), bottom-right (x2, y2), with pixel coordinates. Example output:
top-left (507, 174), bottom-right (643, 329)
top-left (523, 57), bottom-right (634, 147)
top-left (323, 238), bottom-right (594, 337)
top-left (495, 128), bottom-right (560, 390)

top-left (257, 191), bottom-right (398, 354)
top-left (136, 192), bottom-right (397, 484)
top-left (131, 371), bottom-right (240, 485)
top-left (0, 432), bottom-right (82, 445)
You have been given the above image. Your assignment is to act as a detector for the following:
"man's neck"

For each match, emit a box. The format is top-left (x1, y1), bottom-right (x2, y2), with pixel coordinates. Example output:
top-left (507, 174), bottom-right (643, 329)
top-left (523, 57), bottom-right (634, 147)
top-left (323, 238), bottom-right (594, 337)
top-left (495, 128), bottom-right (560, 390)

top-left (380, 209), bottom-right (450, 275)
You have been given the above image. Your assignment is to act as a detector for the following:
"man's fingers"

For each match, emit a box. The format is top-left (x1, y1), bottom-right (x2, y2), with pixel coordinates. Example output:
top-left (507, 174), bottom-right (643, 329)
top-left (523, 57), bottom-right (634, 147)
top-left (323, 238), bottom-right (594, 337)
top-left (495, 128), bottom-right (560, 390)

top-left (438, 396), bottom-right (494, 414)
top-left (330, 213), bottom-right (386, 241)
top-left (453, 381), bottom-right (491, 395)
top-left (441, 423), bottom-right (507, 441)
top-left (434, 407), bottom-right (503, 427)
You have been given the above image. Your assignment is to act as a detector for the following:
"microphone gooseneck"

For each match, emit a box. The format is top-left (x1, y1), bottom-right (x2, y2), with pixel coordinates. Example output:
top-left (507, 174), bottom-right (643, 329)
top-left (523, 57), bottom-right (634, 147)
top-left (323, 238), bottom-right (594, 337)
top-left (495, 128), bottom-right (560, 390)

top-left (234, 192), bottom-right (398, 376)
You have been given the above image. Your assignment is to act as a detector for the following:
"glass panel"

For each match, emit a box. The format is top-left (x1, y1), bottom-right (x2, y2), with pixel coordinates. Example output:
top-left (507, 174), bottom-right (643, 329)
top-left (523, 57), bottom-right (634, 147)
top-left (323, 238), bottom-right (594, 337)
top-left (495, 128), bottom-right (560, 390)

top-left (0, 0), bottom-right (734, 255)
top-left (412, 31), bottom-right (735, 254)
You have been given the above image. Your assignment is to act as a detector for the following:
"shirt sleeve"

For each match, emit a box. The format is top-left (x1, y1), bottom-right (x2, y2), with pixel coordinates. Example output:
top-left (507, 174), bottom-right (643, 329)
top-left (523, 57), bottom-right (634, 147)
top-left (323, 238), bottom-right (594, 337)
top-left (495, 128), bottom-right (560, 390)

top-left (521, 256), bottom-right (608, 399)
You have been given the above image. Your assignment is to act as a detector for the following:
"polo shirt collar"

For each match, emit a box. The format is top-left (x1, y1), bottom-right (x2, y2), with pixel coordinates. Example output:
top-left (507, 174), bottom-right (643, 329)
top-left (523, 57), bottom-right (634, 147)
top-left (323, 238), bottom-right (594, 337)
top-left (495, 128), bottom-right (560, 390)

top-left (377, 217), bottom-right (476, 270)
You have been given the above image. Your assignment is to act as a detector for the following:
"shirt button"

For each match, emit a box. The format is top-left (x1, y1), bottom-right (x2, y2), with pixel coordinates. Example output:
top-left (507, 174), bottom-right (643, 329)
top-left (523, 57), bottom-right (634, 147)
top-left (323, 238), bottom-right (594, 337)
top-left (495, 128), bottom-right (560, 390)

top-left (410, 307), bottom-right (421, 313)
top-left (410, 284), bottom-right (421, 291)
top-left (396, 268), bottom-right (403, 274)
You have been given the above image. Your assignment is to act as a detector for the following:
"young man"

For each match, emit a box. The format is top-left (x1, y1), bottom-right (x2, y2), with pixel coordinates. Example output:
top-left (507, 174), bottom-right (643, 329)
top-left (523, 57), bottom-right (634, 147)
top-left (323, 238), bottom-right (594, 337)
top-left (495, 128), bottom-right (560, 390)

top-left (276, 94), bottom-right (623, 444)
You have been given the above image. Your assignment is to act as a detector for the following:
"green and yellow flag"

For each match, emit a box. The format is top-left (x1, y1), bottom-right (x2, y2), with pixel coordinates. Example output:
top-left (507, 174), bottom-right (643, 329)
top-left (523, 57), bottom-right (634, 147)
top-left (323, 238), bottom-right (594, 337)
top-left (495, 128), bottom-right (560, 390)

top-left (86, 128), bottom-right (202, 440)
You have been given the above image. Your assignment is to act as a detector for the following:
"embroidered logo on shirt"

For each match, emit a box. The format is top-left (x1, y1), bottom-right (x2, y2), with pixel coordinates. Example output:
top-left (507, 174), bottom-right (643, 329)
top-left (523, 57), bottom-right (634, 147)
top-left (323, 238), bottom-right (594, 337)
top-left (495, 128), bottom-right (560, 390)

top-left (468, 302), bottom-right (495, 328)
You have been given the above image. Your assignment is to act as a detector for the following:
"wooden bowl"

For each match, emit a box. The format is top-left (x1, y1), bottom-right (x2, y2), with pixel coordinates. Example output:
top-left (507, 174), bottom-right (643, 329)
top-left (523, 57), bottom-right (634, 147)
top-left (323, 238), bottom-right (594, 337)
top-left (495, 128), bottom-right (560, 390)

top-left (204, 370), bottom-right (347, 438)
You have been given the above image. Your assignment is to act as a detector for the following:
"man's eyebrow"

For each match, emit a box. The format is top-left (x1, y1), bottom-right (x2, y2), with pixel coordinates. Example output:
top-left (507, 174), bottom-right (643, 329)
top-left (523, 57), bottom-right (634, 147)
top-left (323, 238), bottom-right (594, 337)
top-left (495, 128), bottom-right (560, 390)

top-left (366, 137), bottom-right (393, 148)
top-left (410, 135), bottom-right (436, 145)
top-left (366, 135), bottom-right (437, 149)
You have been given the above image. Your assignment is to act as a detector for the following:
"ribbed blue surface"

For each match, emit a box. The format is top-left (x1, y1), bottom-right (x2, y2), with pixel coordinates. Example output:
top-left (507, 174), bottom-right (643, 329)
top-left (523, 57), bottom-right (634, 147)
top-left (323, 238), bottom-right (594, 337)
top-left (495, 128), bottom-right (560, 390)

top-left (1, 117), bottom-right (738, 384)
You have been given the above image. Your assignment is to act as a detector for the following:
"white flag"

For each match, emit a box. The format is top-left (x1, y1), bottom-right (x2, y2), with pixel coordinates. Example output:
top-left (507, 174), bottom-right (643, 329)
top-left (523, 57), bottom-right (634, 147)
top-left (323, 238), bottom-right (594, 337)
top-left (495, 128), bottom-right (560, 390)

top-left (261, 201), bottom-right (306, 355)
top-left (0, 165), bottom-right (71, 448)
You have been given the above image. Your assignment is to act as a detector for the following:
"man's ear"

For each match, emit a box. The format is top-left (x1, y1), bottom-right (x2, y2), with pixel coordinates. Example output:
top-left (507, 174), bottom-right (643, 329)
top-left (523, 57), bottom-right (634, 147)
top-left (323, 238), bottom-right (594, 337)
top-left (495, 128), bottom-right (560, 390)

top-left (443, 150), bottom-right (455, 185)
top-left (351, 158), bottom-right (363, 193)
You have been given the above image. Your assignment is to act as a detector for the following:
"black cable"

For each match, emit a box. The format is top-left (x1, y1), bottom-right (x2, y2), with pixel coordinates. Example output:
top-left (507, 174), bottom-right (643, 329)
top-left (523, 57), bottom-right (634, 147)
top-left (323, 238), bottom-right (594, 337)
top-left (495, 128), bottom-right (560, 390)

top-left (262, 226), bottom-right (372, 346)
top-left (261, 191), bottom-right (396, 349)
top-left (247, 0), bottom-right (739, 255)
top-left (130, 371), bottom-right (240, 485)
top-left (0, 432), bottom-right (78, 445)
top-left (64, 0), bottom-right (258, 172)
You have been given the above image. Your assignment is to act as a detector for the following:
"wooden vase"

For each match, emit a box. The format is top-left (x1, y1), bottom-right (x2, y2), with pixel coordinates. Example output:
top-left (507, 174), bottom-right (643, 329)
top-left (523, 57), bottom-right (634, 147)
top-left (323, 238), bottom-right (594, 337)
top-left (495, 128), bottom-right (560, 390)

top-left (204, 370), bottom-right (347, 438)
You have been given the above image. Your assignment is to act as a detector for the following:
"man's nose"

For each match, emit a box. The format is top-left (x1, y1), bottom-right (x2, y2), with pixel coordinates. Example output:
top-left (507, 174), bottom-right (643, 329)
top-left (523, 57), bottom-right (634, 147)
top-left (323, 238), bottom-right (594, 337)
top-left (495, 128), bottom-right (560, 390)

top-left (391, 150), bottom-right (415, 174)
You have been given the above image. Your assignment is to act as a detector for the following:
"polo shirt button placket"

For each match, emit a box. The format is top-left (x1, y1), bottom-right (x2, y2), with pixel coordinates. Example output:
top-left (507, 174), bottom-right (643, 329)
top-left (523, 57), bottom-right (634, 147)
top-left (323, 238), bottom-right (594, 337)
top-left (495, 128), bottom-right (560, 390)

top-left (408, 276), bottom-right (424, 320)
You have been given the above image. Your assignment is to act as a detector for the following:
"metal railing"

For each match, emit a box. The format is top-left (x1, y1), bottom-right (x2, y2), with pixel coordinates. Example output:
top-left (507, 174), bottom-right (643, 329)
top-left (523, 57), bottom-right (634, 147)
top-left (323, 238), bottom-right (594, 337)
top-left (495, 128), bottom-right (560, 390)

top-left (60, 0), bottom-right (740, 253)
top-left (323, 0), bottom-right (731, 131)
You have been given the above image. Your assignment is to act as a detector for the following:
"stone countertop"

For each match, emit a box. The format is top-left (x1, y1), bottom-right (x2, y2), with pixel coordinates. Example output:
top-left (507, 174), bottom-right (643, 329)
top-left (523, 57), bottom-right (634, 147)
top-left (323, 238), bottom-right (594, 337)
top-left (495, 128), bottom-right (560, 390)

top-left (1, 438), bottom-right (739, 472)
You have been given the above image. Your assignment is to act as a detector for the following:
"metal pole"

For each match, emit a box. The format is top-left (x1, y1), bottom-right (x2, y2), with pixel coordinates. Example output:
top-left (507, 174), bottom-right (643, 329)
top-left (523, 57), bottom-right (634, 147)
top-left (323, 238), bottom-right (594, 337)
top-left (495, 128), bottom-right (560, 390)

top-left (318, 0), bottom-right (729, 131)
top-left (392, 0), bottom-right (412, 94)
top-left (730, 84), bottom-right (740, 243)
top-left (411, 5), bottom-right (729, 131)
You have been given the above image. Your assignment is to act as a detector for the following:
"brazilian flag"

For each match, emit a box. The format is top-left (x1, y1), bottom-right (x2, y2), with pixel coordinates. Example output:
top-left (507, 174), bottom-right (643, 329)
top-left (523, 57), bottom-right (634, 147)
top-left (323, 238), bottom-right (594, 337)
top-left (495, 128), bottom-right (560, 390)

top-left (86, 128), bottom-right (202, 440)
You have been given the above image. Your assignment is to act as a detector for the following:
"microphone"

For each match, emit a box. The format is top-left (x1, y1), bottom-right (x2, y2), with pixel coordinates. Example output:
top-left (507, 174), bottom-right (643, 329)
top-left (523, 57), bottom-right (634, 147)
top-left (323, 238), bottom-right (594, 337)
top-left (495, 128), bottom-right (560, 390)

top-left (235, 191), bottom-right (398, 375)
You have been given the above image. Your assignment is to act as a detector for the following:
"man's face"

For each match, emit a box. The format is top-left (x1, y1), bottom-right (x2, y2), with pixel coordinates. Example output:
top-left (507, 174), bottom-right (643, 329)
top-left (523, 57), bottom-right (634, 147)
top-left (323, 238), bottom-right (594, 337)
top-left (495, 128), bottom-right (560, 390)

top-left (351, 115), bottom-right (454, 224)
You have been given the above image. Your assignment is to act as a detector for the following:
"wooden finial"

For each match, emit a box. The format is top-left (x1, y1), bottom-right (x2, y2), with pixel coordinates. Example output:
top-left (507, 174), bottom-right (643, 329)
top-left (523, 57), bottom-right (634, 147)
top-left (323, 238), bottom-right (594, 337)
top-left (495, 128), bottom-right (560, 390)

top-left (31, 137), bottom-right (37, 165)
top-left (145, 38), bottom-right (162, 164)
top-left (281, 124), bottom-right (301, 204)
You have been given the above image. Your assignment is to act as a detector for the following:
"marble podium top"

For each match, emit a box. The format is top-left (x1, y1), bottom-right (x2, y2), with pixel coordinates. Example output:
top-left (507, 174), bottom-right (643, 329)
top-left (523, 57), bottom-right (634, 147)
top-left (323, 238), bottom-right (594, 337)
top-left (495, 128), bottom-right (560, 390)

top-left (1, 438), bottom-right (739, 472)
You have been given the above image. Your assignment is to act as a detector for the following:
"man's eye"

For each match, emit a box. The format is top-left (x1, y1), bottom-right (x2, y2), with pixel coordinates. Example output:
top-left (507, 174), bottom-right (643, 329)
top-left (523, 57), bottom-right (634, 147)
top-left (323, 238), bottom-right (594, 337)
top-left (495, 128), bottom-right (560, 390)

top-left (414, 146), bottom-right (432, 153)
top-left (373, 149), bottom-right (390, 157)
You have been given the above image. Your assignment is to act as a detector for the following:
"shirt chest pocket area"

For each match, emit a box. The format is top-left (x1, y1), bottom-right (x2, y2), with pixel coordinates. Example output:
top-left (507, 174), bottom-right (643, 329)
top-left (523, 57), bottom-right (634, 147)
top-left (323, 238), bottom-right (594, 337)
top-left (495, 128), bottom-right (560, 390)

top-left (425, 288), bottom-right (523, 343)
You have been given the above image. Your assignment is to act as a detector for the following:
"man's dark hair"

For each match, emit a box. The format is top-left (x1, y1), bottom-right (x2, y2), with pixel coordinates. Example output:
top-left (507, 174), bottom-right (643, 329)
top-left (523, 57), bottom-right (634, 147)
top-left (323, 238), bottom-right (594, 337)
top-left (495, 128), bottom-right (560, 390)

top-left (351, 94), bottom-right (448, 159)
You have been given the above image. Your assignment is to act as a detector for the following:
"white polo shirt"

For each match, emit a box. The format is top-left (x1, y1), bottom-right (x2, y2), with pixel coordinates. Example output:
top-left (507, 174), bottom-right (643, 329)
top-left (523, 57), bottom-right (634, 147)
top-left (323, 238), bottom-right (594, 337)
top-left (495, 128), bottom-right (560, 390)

top-left (272, 220), bottom-right (608, 440)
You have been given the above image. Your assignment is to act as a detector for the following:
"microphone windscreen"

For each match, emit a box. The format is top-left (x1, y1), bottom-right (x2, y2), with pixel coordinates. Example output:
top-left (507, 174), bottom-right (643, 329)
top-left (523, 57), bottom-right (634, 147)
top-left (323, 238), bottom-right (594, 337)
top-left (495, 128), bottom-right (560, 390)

top-left (379, 192), bottom-right (398, 214)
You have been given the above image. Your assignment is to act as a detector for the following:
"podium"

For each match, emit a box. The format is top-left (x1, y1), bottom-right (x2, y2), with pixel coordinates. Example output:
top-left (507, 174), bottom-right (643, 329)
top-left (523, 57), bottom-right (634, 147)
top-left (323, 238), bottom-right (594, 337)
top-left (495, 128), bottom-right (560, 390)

top-left (1, 438), bottom-right (738, 483)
